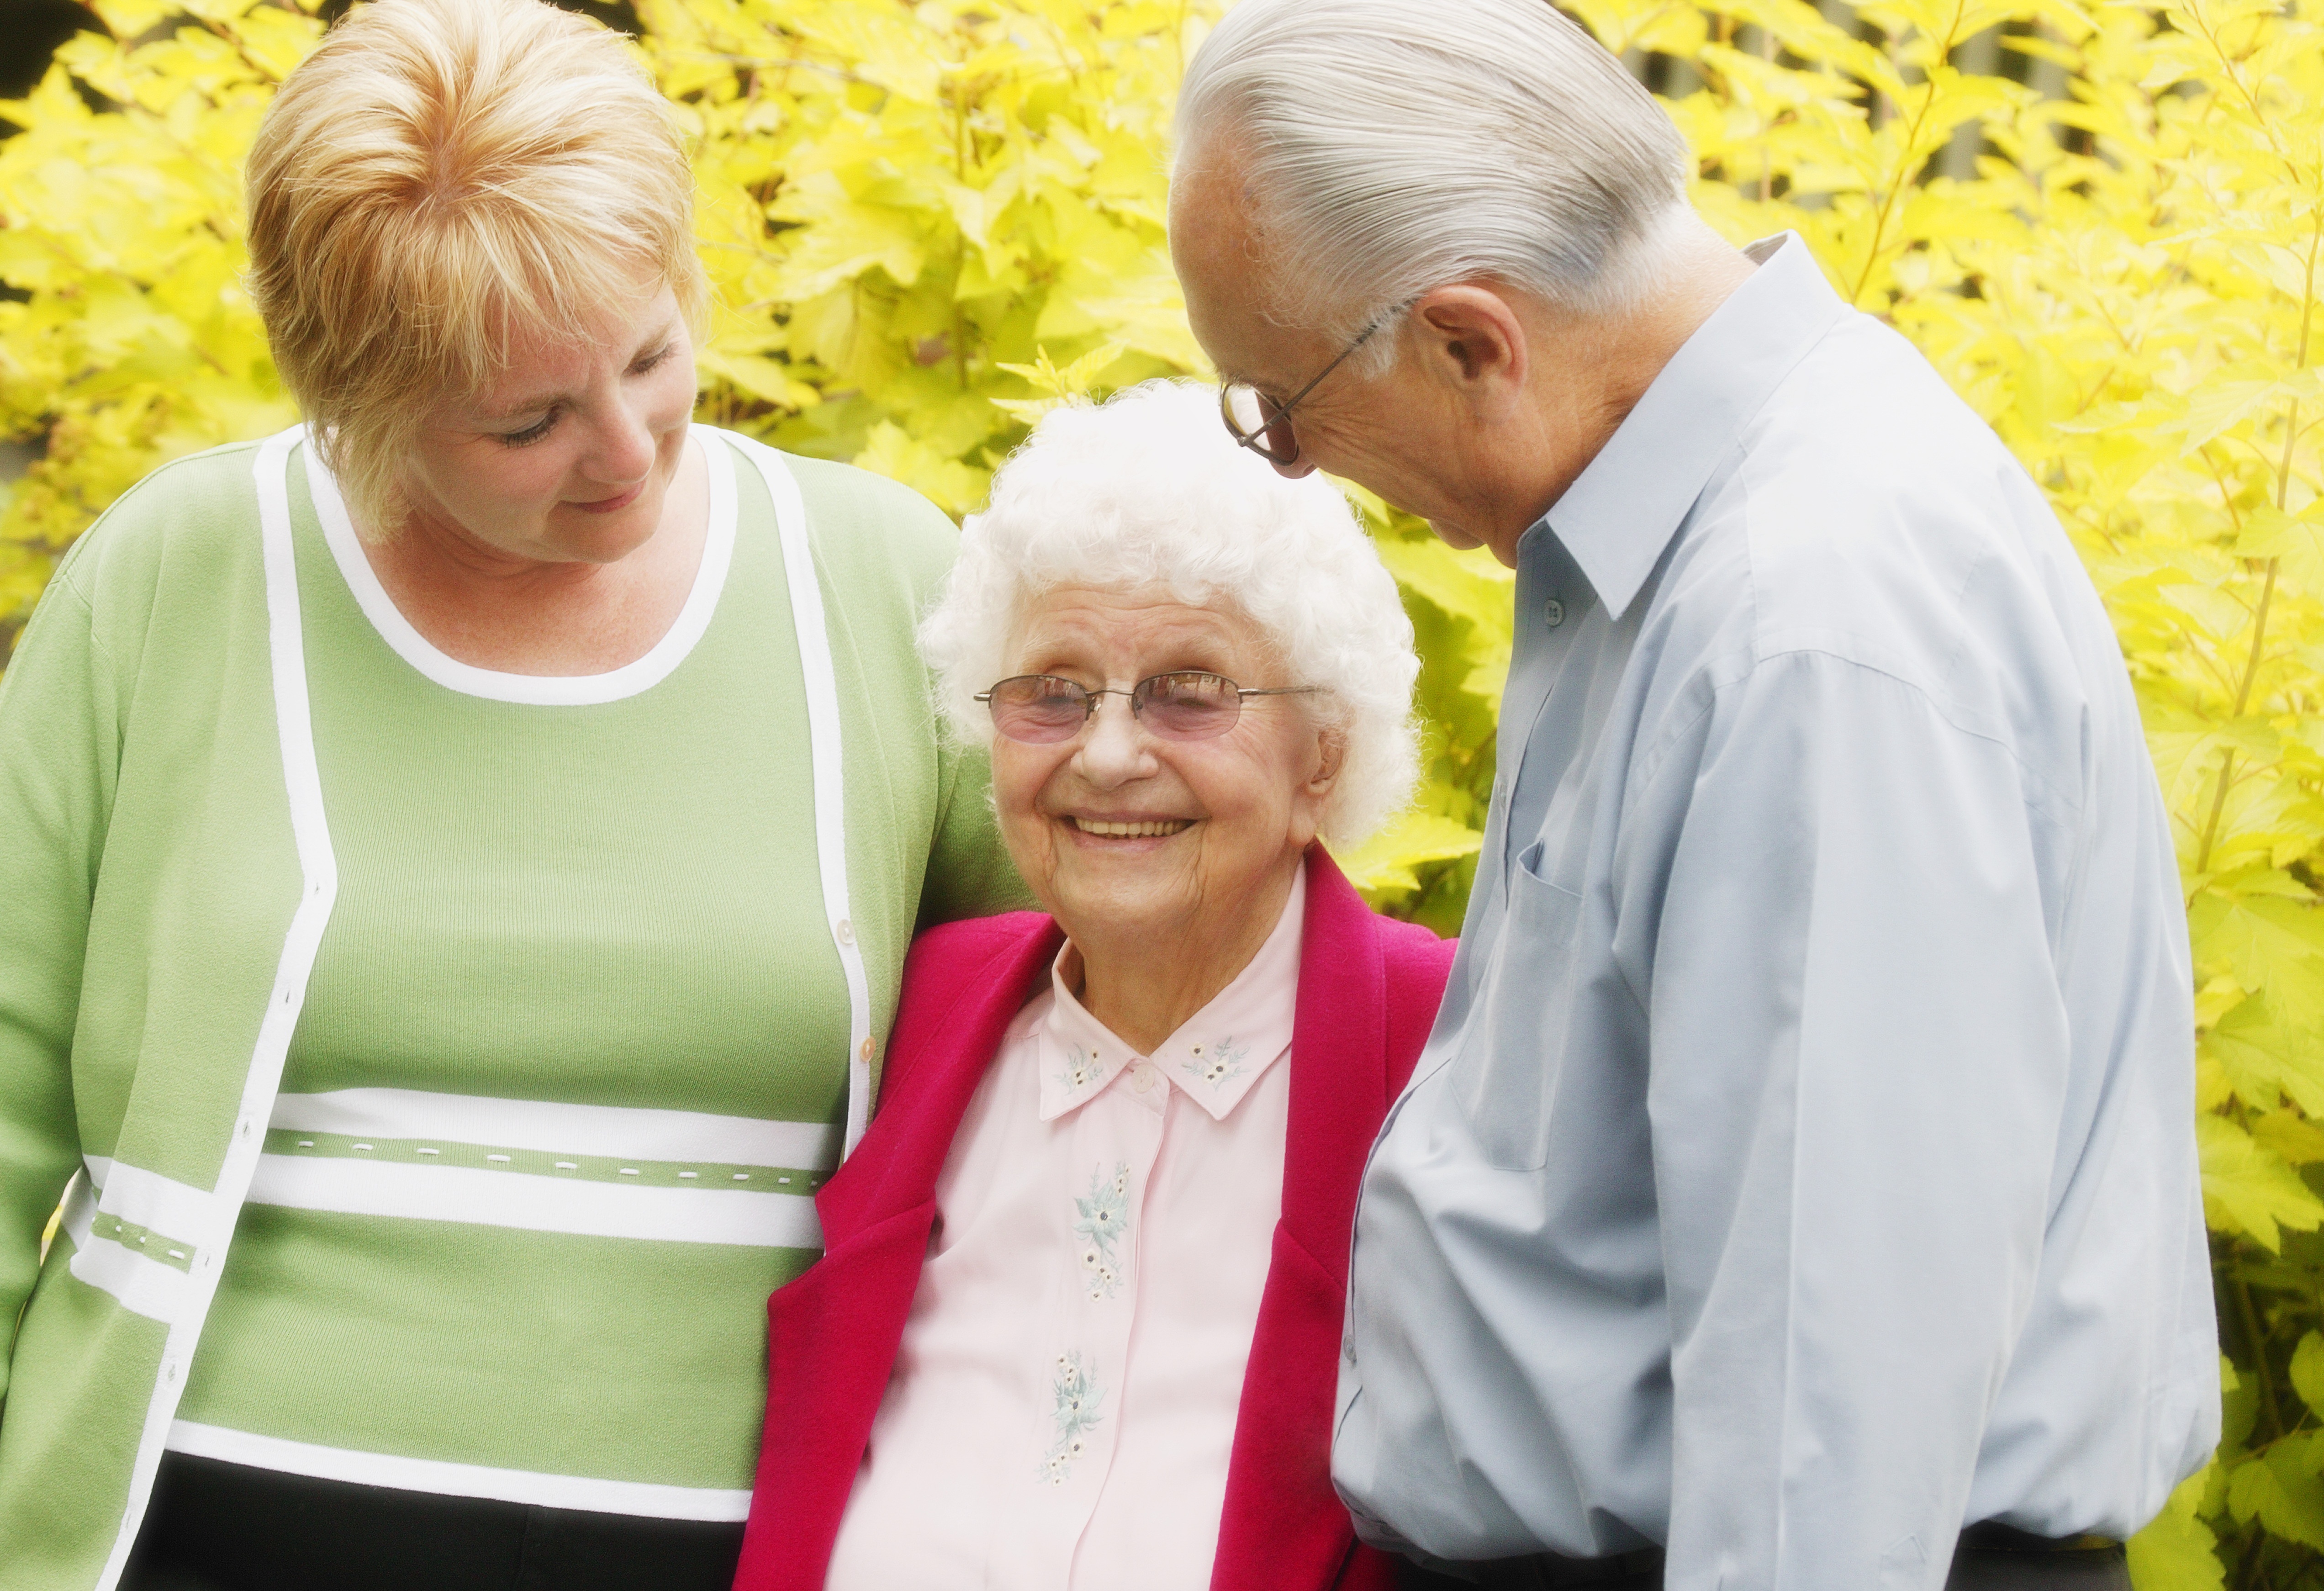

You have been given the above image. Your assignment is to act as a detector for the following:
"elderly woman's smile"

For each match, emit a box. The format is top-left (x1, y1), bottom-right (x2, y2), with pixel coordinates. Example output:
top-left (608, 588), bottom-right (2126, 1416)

top-left (1065, 816), bottom-right (1194, 840)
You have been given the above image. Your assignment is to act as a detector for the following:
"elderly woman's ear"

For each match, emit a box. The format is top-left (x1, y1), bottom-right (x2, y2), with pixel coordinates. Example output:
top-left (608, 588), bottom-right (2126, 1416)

top-left (1302, 727), bottom-right (1348, 803)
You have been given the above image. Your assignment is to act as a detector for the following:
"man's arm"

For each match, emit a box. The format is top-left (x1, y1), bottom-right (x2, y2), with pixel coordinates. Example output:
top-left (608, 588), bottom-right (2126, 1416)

top-left (1632, 647), bottom-right (2075, 1591)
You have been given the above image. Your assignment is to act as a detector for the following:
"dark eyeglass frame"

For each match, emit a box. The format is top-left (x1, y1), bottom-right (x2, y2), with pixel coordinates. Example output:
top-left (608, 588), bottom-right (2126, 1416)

top-left (974, 671), bottom-right (1320, 743)
top-left (1218, 299), bottom-right (1415, 467)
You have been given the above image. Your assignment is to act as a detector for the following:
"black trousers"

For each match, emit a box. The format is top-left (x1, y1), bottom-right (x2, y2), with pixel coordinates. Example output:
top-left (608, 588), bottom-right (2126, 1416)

top-left (121, 1454), bottom-right (745, 1591)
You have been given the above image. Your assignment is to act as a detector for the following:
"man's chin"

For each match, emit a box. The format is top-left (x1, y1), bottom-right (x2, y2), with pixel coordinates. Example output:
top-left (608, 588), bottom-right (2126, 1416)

top-left (1428, 518), bottom-right (1487, 551)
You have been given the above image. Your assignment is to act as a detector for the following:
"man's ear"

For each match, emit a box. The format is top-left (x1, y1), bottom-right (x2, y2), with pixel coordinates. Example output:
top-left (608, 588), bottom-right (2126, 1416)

top-left (1413, 284), bottom-right (1531, 404)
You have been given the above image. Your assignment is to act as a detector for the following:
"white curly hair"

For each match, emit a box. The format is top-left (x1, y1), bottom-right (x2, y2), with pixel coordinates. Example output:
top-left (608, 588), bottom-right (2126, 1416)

top-left (919, 379), bottom-right (1421, 846)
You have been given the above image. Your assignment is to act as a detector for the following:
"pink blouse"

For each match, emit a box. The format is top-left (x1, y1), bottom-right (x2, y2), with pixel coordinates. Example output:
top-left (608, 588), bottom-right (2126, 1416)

top-left (823, 883), bottom-right (1305, 1589)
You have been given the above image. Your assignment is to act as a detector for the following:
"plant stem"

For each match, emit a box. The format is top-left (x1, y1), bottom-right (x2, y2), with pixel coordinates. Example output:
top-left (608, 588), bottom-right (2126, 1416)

top-left (1848, 0), bottom-right (1968, 306)
top-left (2195, 556), bottom-right (2276, 875)
top-left (2239, 1263), bottom-right (2287, 1441)
top-left (1759, 24), bottom-right (1777, 203)
top-left (2193, 209), bottom-right (2313, 875)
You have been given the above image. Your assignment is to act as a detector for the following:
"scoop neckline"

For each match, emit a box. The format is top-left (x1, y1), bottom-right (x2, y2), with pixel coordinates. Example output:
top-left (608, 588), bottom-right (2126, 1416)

top-left (301, 424), bottom-right (738, 706)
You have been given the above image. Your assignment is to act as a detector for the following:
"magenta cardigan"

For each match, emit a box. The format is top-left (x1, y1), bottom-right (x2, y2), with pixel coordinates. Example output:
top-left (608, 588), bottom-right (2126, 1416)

top-left (733, 847), bottom-right (1457, 1591)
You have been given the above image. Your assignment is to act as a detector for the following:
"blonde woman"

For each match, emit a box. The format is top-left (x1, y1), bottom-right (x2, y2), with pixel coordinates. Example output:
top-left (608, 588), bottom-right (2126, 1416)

top-left (0, 3), bottom-right (1019, 1588)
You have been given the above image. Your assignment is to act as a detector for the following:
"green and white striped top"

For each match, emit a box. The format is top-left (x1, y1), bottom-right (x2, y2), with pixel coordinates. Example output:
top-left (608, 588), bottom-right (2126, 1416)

top-left (150, 428), bottom-right (1020, 1519)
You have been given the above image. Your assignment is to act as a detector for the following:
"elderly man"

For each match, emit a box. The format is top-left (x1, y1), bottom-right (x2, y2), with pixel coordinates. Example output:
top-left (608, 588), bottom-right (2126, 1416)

top-left (1167, 3), bottom-right (2219, 1590)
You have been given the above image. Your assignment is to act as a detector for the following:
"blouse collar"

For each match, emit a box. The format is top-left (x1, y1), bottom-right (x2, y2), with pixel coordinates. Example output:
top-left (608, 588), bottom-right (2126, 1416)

top-left (1037, 877), bottom-right (1306, 1125)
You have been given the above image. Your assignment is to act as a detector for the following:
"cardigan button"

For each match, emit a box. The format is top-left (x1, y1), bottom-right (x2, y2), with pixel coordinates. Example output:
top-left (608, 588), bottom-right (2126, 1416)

top-left (859, 1037), bottom-right (875, 1062)
top-left (835, 919), bottom-right (856, 946)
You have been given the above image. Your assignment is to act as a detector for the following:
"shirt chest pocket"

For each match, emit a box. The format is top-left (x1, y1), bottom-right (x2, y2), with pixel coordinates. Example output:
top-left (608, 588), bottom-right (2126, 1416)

top-left (1450, 841), bottom-right (1587, 1172)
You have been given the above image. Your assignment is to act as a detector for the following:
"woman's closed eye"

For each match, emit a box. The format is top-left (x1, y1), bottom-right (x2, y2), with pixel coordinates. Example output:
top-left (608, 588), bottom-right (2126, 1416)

top-left (494, 343), bottom-right (676, 449)
top-left (498, 409), bottom-right (560, 448)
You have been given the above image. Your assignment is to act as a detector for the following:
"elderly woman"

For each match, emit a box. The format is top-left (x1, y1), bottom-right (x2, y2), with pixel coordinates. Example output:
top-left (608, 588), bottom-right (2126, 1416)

top-left (733, 380), bottom-right (1456, 1591)
top-left (0, 3), bottom-right (1021, 1588)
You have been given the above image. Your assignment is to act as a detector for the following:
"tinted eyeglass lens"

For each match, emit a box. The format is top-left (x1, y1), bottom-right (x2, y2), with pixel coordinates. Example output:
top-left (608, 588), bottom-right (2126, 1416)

top-left (1224, 386), bottom-right (1297, 465)
top-left (988, 676), bottom-right (1089, 742)
top-left (1224, 383), bottom-right (1269, 439)
top-left (1136, 672), bottom-right (1242, 738)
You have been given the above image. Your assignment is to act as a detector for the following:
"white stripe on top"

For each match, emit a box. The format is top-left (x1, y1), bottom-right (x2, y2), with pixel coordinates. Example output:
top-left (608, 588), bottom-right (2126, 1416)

top-left (81, 1156), bottom-right (214, 1242)
top-left (63, 1172), bottom-right (191, 1327)
top-left (167, 1422), bottom-right (752, 1522)
top-left (243, 1154), bottom-right (824, 1250)
top-left (268, 1089), bottom-right (840, 1171)
top-left (727, 432), bottom-right (876, 1160)
top-left (302, 428), bottom-right (739, 708)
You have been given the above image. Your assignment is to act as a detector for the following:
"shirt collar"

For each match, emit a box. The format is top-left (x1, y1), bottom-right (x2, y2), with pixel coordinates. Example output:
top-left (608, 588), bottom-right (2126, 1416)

top-left (1037, 878), bottom-right (1306, 1125)
top-left (1531, 232), bottom-right (1849, 620)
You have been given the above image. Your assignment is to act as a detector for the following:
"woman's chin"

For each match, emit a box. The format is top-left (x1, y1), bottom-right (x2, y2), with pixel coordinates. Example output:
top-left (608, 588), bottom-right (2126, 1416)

top-left (1043, 873), bottom-right (1196, 950)
top-left (544, 507), bottom-right (661, 565)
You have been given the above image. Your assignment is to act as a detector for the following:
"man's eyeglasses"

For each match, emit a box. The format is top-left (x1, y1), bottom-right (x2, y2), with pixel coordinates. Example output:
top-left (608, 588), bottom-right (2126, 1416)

top-left (976, 671), bottom-right (1320, 744)
top-left (1218, 300), bottom-right (1412, 467)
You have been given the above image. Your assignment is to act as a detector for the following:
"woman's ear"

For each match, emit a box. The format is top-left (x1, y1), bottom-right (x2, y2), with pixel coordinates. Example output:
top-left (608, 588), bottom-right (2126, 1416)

top-left (1284, 727), bottom-right (1345, 855)
top-left (1308, 727), bottom-right (1347, 795)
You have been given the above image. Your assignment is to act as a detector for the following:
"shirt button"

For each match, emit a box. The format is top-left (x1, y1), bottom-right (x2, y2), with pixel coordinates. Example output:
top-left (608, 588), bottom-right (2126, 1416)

top-left (1544, 597), bottom-right (1565, 628)
top-left (1130, 1063), bottom-right (1156, 1093)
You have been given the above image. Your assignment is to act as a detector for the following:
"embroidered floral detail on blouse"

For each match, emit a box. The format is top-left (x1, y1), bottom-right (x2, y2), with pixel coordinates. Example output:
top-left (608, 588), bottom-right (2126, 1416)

top-left (1072, 1163), bottom-right (1132, 1300)
top-left (1037, 1349), bottom-right (1107, 1483)
top-left (1183, 1036), bottom-right (1250, 1088)
top-left (1054, 1044), bottom-right (1103, 1094)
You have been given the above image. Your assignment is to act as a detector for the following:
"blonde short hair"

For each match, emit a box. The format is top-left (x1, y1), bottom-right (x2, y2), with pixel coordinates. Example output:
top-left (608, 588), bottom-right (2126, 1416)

top-left (246, 0), bottom-right (705, 529)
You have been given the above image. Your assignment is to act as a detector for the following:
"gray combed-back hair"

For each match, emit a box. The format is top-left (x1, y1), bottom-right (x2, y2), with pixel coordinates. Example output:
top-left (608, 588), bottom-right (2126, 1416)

top-left (1174, 0), bottom-right (1693, 348)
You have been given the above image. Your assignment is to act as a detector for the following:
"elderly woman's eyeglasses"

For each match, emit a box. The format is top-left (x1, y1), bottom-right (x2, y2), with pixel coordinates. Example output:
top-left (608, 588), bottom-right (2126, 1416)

top-left (977, 672), bottom-right (1320, 744)
top-left (1218, 301), bottom-right (1412, 467)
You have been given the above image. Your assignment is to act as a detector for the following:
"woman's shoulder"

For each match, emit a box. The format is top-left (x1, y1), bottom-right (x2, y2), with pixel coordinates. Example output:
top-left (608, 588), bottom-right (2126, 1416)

top-left (41, 438), bottom-right (275, 650)
top-left (902, 910), bottom-right (1057, 987)
top-left (1310, 851), bottom-right (1458, 989)
top-left (883, 911), bottom-right (1058, 1096)
top-left (710, 432), bottom-right (960, 592)
top-left (1363, 909), bottom-right (1460, 1002)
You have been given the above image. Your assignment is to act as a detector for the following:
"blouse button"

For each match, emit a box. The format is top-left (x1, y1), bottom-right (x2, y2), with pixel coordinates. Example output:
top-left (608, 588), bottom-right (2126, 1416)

top-left (1130, 1063), bottom-right (1156, 1093)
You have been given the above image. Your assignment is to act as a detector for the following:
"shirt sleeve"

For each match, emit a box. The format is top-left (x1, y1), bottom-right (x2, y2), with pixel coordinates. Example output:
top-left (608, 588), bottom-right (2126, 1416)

top-left (0, 559), bottom-right (112, 1414)
top-left (1632, 647), bottom-right (2074, 1591)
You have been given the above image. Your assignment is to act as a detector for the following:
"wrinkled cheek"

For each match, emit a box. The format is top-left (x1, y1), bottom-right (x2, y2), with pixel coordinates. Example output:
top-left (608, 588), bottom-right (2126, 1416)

top-left (996, 809), bottom-right (1055, 897)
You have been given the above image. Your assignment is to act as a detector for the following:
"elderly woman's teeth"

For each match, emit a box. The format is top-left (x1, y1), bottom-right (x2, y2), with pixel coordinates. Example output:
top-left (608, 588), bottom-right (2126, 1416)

top-left (1072, 817), bottom-right (1192, 837)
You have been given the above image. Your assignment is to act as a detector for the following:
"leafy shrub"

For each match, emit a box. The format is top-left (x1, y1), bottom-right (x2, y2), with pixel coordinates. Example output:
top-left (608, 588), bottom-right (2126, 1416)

top-left (2, 0), bottom-right (2321, 1582)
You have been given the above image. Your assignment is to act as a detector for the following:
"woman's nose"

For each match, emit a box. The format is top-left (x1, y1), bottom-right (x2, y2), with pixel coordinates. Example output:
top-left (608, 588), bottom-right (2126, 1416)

top-left (585, 403), bottom-right (659, 485)
top-left (1073, 695), bottom-right (1153, 785)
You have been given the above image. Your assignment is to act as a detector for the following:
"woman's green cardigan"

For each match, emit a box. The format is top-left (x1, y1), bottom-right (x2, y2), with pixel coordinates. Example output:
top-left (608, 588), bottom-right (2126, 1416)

top-left (0, 431), bottom-right (1021, 1591)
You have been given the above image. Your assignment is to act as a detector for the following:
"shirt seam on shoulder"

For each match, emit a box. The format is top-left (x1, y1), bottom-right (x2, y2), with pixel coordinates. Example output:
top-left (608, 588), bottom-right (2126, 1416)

top-left (49, 561), bottom-right (120, 675)
top-left (1756, 641), bottom-right (2086, 822)
top-left (1628, 642), bottom-right (2082, 830)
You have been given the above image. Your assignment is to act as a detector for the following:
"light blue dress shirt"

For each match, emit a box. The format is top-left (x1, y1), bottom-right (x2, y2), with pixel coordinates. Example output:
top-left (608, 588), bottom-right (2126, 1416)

top-left (1333, 234), bottom-right (2219, 1590)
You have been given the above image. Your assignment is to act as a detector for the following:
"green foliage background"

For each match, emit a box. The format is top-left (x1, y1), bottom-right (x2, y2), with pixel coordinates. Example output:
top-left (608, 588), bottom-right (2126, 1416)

top-left (1, 0), bottom-right (2321, 1582)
